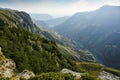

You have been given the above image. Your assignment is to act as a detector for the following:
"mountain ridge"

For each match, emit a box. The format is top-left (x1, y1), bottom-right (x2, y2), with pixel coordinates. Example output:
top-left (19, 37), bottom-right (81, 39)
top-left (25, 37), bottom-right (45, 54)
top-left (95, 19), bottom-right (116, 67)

top-left (54, 5), bottom-right (120, 69)
top-left (0, 7), bottom-right (120, 80)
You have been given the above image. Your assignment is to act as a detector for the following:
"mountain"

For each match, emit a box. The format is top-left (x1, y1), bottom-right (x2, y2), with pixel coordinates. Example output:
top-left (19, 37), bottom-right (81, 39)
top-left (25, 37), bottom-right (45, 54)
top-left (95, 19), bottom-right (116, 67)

top-left (0, 8), bottom-right (80, 74)
top-left (30, 13), bottom-right (53, 21)
top-left (46, 16), bottom-right (70, 27)
top-left (0, 7), bottom-right (120, 80)
top-left (33, 20), bottom-right (49, 28)
top-left (32, 16), bottom-right (70, 29)
top-left (0, 8), bottom-right (96, 62)
top-left (54, 5), bottom-right (120, 69)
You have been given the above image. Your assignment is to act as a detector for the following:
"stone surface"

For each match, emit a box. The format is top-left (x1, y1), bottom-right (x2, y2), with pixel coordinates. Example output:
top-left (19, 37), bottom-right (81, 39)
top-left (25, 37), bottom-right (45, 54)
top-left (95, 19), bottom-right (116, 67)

top-left (18, 69), bottom-right (35, 79)
top-left (98, 71), bottom-right (120, 80)
top-left (61, 68), bottom-right (82, 79)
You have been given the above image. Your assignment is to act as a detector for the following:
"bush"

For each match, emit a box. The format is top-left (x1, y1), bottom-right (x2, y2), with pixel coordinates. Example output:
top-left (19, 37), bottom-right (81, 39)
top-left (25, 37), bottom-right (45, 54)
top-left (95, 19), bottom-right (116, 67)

top-left (80, 74), bottom-right (100, 80)
top-left (76, 62), bottom-right (103, 76)
top-left (29, 72), bottom-right (77, 80)
top-left (104, 67), bottom-right (120, 77)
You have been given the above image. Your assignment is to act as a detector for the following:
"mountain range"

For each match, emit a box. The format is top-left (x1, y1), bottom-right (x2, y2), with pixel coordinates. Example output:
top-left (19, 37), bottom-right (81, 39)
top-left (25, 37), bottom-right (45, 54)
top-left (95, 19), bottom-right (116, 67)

top-left (54, 5), bottom-right (120, 69)
top-left (0, 6), bottom-right (120, 80)
top-left (33, 16), bottom-right (70, 29)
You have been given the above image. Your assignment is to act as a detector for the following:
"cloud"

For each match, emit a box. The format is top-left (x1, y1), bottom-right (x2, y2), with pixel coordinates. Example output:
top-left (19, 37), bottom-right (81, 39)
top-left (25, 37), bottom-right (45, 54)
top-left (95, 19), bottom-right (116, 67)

top-left (0, 0), bottom-right (120, 17)
top-left (0, 0), bottom-right (80, 4)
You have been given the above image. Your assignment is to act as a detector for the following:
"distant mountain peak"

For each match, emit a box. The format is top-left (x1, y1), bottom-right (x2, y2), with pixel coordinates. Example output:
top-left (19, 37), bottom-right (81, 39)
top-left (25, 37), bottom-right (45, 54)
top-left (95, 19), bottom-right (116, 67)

top-left (98, 5), bottom-right (120, 11)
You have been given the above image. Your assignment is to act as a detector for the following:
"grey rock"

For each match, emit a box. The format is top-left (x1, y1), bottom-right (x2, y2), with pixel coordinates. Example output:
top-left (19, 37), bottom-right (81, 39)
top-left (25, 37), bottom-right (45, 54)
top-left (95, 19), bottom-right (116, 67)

top-left (18, 69), bottom-right (35, 79)
top-left (98, 71), bottom-right (120, 80)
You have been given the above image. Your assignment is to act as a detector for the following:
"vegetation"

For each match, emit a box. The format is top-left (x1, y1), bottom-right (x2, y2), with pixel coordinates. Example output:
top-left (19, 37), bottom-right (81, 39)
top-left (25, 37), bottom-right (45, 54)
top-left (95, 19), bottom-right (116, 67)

top-left (29, 72), bottom-right (77, 80)
top-left (0, 8), bottom-right (120, 80)
top-left (104, 67), bottom-right (120, 77)
top-left (80, 74), bottom-right (100, 80)
top-left (0, 26), bottom-right (78, 74)
top-left (0, 78), bottom-right (10, 80)
top-left (29, 72), bottom-right (100, 80)
top-left (0, 9), bottom-right (95, 63)
top-left (76, 62), bottom-right (104, 77)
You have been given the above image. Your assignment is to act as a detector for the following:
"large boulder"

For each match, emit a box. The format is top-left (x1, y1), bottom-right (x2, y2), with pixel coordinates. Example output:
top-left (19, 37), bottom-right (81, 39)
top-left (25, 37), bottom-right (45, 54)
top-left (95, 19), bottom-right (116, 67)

top-left (18, 69), bottom-right (35, 79)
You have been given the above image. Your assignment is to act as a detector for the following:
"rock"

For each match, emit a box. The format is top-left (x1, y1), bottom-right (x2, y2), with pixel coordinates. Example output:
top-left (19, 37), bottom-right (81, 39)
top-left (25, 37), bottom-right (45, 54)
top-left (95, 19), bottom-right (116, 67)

top-left (0, 47), bottom-right (5, 60)
top-left (98, 71), bottom-right (120, 80)
top-left (0, 47), bottom-right (16, 78)
top-left (18, 69), bottom-right (35, 79)
top-left (61, 68), bottom-right (82, 79)
top-left (1, 59), bottom-right (16, 70)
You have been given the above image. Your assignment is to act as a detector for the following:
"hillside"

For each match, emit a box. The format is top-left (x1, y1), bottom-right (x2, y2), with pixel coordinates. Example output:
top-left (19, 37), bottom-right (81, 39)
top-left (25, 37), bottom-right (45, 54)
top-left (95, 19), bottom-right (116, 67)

top-left (0, 7), bottom-right (120, 80)
top-left (0, 8), bottom-right (96, 62)
top-left (0, 26), bottom-right (79, 74)
top-left (0, 9), bottom-right (83, 74)
top-left (54, 5), bottom-right (120, 69)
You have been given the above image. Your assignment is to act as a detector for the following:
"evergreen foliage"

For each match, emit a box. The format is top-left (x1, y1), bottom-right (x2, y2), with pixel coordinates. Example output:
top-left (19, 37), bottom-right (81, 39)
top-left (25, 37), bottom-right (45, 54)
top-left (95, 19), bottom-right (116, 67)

top-left (0, 26), bottom-right (77, 74)
top-left (29, 72), bottom-right (77, 80)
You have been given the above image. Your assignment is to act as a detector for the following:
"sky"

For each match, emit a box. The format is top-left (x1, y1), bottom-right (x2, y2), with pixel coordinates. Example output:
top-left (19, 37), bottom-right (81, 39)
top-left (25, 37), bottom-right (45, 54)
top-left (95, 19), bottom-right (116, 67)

top-left (0, 0), bottom-right (120, 17)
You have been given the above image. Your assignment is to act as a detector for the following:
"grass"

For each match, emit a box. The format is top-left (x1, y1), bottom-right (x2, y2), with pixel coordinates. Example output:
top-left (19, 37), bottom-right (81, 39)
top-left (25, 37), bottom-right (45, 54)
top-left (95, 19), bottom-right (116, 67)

top-left (76, 62), bottom-right (104, 77)
top-left (104, 67), bottom-right (120, 77)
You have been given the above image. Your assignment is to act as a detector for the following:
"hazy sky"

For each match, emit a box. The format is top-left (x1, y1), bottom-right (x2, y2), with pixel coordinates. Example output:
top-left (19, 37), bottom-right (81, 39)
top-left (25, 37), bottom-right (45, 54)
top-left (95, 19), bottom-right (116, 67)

top-left (0, 0), bottom-right (120, 17)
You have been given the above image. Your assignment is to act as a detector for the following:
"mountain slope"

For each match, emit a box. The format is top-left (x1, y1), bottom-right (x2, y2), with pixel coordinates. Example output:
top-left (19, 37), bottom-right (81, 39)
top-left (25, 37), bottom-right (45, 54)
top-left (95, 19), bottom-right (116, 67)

top-left (54, 5), bottom-right (120, 69)
top-left (1, 7), bottom-right (120, 80)
top-left (0, 9), bottom-right (82, 74)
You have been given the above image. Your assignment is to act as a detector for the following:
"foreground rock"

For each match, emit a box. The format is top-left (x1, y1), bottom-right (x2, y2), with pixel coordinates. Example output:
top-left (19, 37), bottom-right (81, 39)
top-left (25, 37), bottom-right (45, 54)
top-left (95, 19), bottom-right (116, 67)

top-left (18, 69), bottom-right (35, 79)
top-left (61, 68), bottom-right (82, 79)
top-left (0, 47), bottom-right (16, 78)
top-left (98, 71), bottom-right (120, 80)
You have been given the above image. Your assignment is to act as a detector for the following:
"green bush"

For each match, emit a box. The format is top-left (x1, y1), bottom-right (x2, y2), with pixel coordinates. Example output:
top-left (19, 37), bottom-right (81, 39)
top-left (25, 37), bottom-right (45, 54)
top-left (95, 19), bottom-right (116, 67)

top-left (29, 72), bottom-right (77, 80)
top-left (0, 78), bottom-right (10, 80)
top-left (76, 62), bottom-right (103, 76)
top-left (104, 67), bottom-right (120, 77)
top-left (80, 74), bottom-right (100, 80)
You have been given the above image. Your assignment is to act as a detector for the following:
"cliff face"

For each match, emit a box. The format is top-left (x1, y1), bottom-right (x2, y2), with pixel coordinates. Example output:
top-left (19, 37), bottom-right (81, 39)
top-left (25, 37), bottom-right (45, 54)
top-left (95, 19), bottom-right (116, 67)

top-left (0, 9), bottom-right (45, 37)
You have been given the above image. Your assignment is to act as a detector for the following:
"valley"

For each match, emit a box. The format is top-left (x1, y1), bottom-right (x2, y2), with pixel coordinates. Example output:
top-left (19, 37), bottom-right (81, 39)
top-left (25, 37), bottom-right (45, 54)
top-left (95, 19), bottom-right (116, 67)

top-left (0, 5), bottom-right (120, 80)
top-left (53, 5), bottom-right (120, 70)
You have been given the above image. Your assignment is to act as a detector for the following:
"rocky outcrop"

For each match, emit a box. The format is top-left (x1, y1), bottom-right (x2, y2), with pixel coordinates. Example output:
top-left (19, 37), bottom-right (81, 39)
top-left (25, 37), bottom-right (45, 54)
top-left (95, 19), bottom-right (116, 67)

top-left (0, 47), bottom-right (16, 78)
top-left (61, 68), bottom-right (82, 79)
top-left (18, 69), bottom-right (35, 79)
top-left (98, 71), bottom-right (120, 80)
